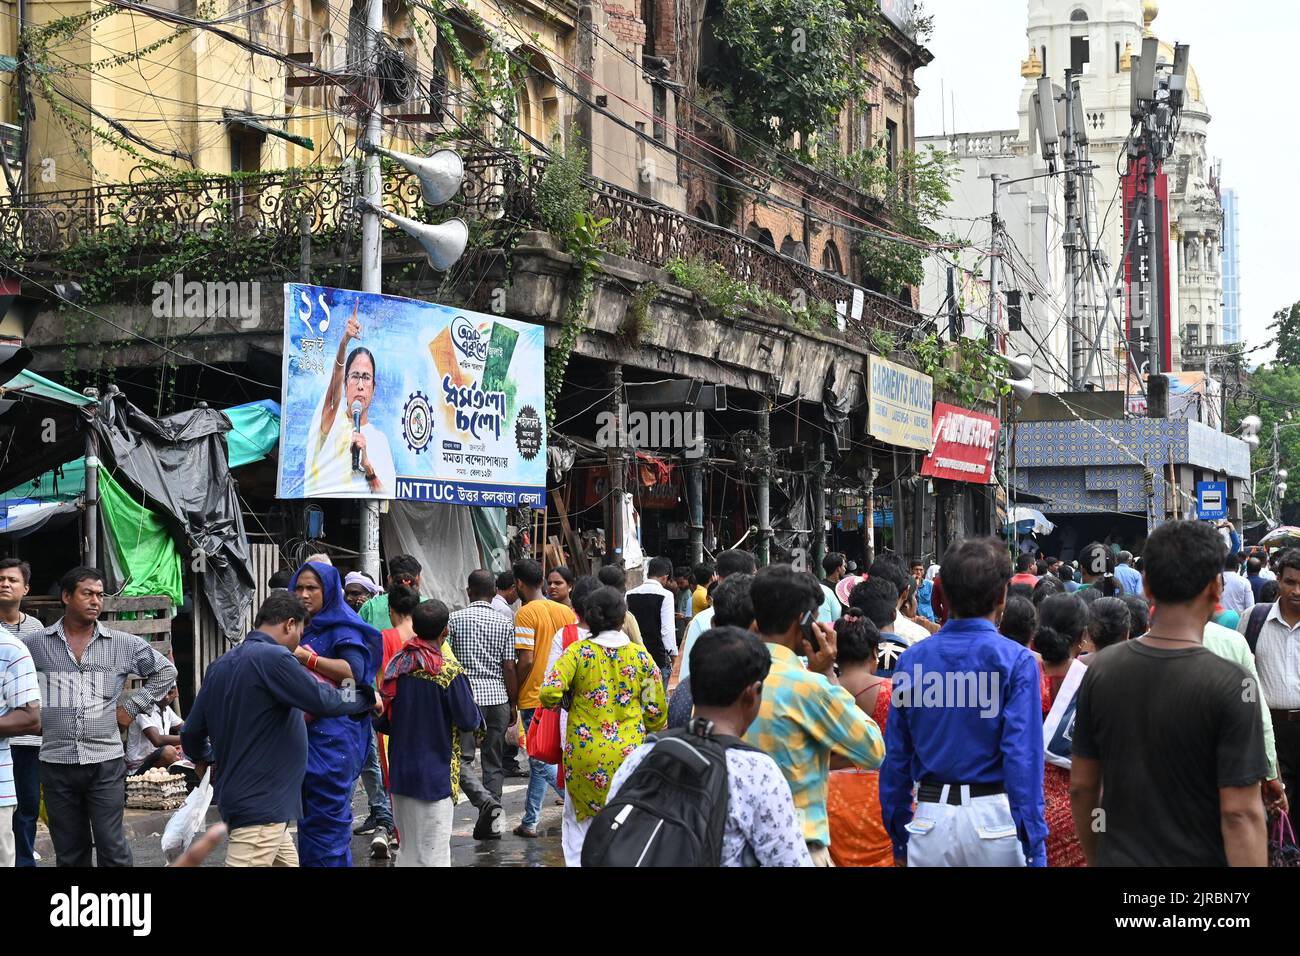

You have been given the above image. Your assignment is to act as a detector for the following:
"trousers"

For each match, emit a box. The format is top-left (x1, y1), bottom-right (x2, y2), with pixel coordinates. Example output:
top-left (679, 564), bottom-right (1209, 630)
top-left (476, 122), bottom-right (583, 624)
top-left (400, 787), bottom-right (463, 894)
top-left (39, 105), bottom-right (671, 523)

top-left (519, 708), bottom-right (562, 829)
top-left (392, 794), bottom-right (453, 867)
top-left (459, 702), bottom-right (510, 809)
top-left (11, 744), bottom-right (40, 867)
top-left (40, 758), bottom-right (133, 867)
top-left (902, 788), bottom-right (1028, 868)
top-left (226, 822), bottom-right (299, 867)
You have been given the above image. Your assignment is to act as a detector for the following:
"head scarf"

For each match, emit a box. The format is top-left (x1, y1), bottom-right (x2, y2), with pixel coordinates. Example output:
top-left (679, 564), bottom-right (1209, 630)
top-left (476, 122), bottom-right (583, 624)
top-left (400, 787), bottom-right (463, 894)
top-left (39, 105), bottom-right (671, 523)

top-left (925, 564), bottom-right (940, 583)
top-left (291, 561), bottom-right (383, 685)
top-left (380, 631), bottom-right (446, 703)
top-left (344, 571), bottom-right (383, 596)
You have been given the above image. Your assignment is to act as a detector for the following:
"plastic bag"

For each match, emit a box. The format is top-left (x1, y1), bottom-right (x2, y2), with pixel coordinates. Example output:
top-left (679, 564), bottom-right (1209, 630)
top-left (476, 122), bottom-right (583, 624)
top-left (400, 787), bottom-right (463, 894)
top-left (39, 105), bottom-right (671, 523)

top-left (162, 769), bottom-right (213, 864)
top-left (1269, 814), bottom-right (1300, 868)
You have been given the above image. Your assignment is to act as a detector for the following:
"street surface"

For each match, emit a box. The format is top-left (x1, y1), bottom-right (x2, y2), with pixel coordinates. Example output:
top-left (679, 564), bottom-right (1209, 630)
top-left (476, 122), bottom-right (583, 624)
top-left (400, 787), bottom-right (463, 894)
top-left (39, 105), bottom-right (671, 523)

top-left (32, 774), bottom-right (566, 867)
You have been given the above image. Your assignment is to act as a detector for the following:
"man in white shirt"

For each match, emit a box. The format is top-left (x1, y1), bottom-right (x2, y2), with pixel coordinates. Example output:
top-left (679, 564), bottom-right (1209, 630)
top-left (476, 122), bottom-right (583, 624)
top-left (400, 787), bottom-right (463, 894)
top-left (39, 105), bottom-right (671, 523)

top-left (1238, 548), bottom-right (1300, 834)
top-left (627, 557), bottom-right (677, 688)
top-left (491, 571), bottom-right (518, 621)
top-left (678, 550), bottom-right (758, 683)
top-left (1220, 551), bottom-right (1255, 616)
top-left (126, 686), bottom-right (185, 773)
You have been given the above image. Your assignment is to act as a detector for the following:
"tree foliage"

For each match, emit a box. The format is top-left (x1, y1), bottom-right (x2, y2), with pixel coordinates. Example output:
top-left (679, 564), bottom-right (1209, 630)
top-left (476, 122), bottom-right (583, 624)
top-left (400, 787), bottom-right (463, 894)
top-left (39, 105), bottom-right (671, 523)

top-left (814, 144), bottom-right (958, 294)
top-left (1268, 302), bottom-right (1300, 368)
top-left (1227, 332), bottom-right (1300, 523)
top-left (711, 0), bottom-right (881, 148)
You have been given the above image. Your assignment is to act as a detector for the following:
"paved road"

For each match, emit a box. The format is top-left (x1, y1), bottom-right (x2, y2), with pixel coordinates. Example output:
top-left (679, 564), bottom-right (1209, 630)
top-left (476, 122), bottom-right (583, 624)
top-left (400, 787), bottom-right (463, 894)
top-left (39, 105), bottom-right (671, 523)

top-left (33, 770), bottom-right (567, 868)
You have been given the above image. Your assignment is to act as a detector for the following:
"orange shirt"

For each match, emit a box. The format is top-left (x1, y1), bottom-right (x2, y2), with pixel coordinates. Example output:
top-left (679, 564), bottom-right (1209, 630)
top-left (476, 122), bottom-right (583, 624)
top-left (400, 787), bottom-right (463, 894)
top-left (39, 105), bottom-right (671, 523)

top-left (514, 598), bottom-right (577, 709)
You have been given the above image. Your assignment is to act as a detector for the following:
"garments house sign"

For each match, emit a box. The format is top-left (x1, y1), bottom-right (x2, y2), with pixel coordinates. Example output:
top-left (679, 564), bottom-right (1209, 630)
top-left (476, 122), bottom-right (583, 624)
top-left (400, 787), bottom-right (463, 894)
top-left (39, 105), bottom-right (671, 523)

top-left (867, 355), bottom-right (933, 452)
top-left (921, 403), bottom-right (999, 484)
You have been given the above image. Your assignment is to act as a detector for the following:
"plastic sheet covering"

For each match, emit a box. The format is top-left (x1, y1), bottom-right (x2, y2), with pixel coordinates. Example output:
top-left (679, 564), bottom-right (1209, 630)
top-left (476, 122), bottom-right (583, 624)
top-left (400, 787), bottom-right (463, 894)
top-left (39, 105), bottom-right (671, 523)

top-left (471, 507), bottom-right (509, 571)
top-left (97, 468), bottom-right (184, 605)
top-left (90, 395), bottom-right (254, 641)
top-left (0, 401), bottom-right (282, 505)
top-left (822, 366), bottom-right (850, 457)
top-left (0, 499), bottom-right (80, 537)
top-left (380, 501), bottom-right (481, 609)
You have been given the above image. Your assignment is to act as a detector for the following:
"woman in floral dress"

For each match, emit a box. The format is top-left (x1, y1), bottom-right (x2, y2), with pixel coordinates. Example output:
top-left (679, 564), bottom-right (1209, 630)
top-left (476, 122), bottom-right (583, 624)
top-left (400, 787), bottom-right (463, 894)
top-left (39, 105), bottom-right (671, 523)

top-left (540, 585), bottom-right (667, 865)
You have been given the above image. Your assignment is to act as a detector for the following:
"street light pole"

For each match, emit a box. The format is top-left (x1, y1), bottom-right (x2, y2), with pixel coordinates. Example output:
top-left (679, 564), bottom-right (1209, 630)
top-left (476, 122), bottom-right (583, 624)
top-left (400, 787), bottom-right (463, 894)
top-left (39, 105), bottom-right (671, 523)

top-left (356, 0), bottom-right (384, 583)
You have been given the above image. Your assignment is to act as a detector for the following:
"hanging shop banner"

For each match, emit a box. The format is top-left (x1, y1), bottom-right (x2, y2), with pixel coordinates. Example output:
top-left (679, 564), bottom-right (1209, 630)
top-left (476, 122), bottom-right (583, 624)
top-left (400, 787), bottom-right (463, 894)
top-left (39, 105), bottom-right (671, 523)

top-left (922, 402), bottom-right (999, 484)
top-left (277, 284), bottom-right (547, 507)
top-left (867, 354), bottom-right (933, 451)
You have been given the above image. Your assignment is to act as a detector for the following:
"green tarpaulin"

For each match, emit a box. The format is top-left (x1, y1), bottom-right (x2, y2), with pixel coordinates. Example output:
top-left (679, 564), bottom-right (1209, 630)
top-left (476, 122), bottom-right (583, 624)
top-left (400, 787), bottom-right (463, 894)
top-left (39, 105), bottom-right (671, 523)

top-left (98, 468), bottom-right (184, 605)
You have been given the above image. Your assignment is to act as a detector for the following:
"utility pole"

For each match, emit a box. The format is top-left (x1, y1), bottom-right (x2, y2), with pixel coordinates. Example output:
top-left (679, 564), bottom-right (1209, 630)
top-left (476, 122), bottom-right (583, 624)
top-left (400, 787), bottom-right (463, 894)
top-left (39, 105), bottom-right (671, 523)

top-left (1145, 134), bottom-right (1161, 380)
top-left (607, 364), bottom-right (625, 568)
top-left (356, 0), bottom-right (384, 582)
top-left (988, 173), bottom-right (1002, 342)
top-left (756, 397), bottom-right (771, 566)
top-left (15, 0), bottom-right (30, 197)
top-left (1062, 71), bottom-right (1083, 388)
top-left (82, 387), bottom-right (100, 568)
top-left (811, 442), bottom-right (827, 572)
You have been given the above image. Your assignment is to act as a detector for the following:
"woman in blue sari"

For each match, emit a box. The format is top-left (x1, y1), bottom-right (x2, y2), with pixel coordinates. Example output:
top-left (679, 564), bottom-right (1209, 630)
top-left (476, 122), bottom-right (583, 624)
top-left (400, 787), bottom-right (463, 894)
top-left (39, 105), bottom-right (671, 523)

top-left (291, 561), bottom-right (383, 867)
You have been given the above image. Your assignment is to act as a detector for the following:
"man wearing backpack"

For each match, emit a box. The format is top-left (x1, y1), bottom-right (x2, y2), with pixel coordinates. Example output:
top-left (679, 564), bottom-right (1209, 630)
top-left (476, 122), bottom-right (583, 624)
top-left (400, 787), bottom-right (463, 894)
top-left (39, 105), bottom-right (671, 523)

top-left (1237, 546), bottom-right (1300, 834)
top-left (594, 626), bottom-right (811, 866)
top-left (743, 565), bottom-right (885, 866)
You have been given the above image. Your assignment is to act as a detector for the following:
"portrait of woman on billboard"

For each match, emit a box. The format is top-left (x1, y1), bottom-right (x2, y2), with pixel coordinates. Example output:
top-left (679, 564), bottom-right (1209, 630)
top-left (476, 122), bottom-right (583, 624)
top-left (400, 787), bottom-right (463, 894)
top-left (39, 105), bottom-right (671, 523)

top-left (305, 301), bottom-right (397, 497)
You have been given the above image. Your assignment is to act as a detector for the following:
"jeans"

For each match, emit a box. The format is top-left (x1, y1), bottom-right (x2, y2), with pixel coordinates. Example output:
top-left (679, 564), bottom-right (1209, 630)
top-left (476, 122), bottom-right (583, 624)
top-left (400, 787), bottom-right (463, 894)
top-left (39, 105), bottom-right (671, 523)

top-left (40, 758), bottom-right (133, 867)
top-left (459, 702), bottom-right (510, 810)
top-left (359, 727), bottom-right (395, 829)
top-left (11, 744), bottom-right (40, 867)
top-left (519, 707), bottom-right (562, 829)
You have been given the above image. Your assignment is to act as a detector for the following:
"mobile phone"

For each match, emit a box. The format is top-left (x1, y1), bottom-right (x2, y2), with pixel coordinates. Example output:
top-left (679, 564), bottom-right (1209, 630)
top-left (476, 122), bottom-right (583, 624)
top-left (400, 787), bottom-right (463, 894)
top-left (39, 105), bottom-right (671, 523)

top-left (800, 609), bottom-right (819, 653)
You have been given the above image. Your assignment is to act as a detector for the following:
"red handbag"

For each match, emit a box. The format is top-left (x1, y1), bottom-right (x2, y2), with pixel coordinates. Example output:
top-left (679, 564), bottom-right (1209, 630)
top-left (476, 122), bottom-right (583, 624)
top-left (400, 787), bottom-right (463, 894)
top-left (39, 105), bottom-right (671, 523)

top-left (525, 624), bottom-right (582, 766)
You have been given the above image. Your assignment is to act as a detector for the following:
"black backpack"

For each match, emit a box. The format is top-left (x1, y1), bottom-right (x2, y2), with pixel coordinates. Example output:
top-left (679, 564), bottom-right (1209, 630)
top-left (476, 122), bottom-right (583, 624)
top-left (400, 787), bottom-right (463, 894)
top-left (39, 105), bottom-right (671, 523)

top-left (1244, 602), bottom-right (1273, 653)
top-left (581, 719), bottom-right (757, 867)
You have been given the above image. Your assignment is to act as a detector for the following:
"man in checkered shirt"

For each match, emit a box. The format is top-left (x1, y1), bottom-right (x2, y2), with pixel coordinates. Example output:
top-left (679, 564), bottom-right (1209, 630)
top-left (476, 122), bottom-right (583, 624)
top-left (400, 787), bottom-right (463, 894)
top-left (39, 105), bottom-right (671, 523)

top-left (23, 567), bottom-right (176, 867)
top-left (447, 569), bottom-right (518, 841)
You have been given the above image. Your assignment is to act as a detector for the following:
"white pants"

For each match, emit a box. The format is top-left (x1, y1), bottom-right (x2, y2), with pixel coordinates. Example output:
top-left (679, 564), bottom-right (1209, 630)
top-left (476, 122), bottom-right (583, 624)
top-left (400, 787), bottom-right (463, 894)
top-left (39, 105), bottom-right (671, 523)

top-left (903, 788), bottom-right (1028, 868)
top-left (561, 791), bottom-right (592, 867)
top-left (392, 794), bottom-right (454, 867)
top-left (0, 806), bottom-right (13, 867)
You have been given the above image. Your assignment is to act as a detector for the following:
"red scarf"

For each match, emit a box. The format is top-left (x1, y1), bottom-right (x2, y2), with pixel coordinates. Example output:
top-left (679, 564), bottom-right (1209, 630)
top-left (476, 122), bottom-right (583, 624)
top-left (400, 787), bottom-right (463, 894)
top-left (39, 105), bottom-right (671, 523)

top-left (380, 633), bottom-right (445, 702)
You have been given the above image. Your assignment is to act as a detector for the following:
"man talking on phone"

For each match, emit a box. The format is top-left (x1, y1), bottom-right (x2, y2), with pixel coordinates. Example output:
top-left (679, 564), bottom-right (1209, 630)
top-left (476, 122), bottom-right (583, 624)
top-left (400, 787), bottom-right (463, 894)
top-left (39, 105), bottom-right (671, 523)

top-left (742, 565), bottom-right (885, 866)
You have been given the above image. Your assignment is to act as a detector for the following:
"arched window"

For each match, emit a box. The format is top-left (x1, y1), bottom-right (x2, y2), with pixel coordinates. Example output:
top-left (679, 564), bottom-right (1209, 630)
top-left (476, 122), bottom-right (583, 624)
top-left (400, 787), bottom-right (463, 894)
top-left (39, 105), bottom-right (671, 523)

top-left (1070, 8), bottom-right (1088, 21)
top-left (821, 240), bottom-right (843, 276)
top-left (781, 234), bottom-right (808, 263)
top-left (694, 202), bottom-right (715, 224)
top-left (747, 223), bottom-right (775, 249)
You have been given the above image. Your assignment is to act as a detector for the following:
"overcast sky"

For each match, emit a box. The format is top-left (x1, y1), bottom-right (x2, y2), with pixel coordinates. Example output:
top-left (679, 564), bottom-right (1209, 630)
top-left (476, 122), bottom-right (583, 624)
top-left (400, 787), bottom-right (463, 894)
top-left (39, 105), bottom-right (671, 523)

top-left (914, 0), bottom-right (1295, 358)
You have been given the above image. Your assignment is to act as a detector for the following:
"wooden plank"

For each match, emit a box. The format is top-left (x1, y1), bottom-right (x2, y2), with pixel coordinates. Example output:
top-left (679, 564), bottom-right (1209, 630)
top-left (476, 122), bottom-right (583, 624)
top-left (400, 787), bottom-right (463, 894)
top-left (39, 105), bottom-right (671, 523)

top-left (106, 619), bottom-right (173, 636)
top-left (103, 596), bottom-right (174, 614)
top-left (552, 487), bottom-right (588, 576)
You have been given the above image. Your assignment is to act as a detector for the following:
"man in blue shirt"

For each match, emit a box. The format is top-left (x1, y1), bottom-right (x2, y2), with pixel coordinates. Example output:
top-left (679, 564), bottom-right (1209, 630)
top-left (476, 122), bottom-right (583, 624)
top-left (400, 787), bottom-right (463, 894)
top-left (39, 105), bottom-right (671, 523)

top-left (181, 593), bottom-right (376, 867)
top-left (1114, 551), bottom-right (1142, 597)
top-left (880, 536), bottom-right (1046, 867)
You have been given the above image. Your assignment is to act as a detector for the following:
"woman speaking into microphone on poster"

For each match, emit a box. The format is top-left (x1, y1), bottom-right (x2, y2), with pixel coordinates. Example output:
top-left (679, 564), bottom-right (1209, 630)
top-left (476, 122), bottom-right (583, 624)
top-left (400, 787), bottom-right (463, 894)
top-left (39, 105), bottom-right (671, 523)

top-left (306, 300), bottom-right (397, 497)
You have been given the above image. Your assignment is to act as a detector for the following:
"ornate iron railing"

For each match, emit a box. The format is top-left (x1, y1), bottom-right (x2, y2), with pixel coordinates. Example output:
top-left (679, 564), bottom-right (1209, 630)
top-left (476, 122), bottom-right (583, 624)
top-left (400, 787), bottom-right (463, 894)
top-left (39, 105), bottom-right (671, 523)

top-left (0, 153), bottom-right (917, 335)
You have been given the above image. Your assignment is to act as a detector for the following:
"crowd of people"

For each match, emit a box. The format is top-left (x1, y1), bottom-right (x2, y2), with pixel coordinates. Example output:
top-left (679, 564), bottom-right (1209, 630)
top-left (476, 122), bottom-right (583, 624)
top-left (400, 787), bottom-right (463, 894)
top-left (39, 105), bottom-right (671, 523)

top-left (0, 523), bottom-right (1295, 868)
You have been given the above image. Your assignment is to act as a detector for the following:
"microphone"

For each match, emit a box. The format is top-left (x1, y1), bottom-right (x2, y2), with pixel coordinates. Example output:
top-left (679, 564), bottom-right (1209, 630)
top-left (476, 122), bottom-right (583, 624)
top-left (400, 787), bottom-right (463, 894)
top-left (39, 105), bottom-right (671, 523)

top-left (351, 400), bottom-right (363, 473)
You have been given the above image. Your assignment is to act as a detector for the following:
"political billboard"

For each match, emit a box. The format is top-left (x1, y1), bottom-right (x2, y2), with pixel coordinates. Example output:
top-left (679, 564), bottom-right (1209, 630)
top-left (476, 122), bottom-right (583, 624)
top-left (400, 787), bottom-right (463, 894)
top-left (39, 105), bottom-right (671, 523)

top-left (277, 284), bottom-right (546, 507)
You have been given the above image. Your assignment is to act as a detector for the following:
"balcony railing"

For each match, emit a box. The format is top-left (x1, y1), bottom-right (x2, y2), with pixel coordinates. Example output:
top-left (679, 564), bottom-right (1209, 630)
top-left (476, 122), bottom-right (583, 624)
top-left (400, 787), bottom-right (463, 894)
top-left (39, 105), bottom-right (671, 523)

top-left (0, 153), bottom-right (917, 337)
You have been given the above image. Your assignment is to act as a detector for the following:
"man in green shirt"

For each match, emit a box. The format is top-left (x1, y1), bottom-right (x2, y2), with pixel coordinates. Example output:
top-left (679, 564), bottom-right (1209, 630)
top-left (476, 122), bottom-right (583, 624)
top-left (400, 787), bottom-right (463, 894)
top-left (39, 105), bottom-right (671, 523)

top-left (359, 554), bottom-right (422, 629)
